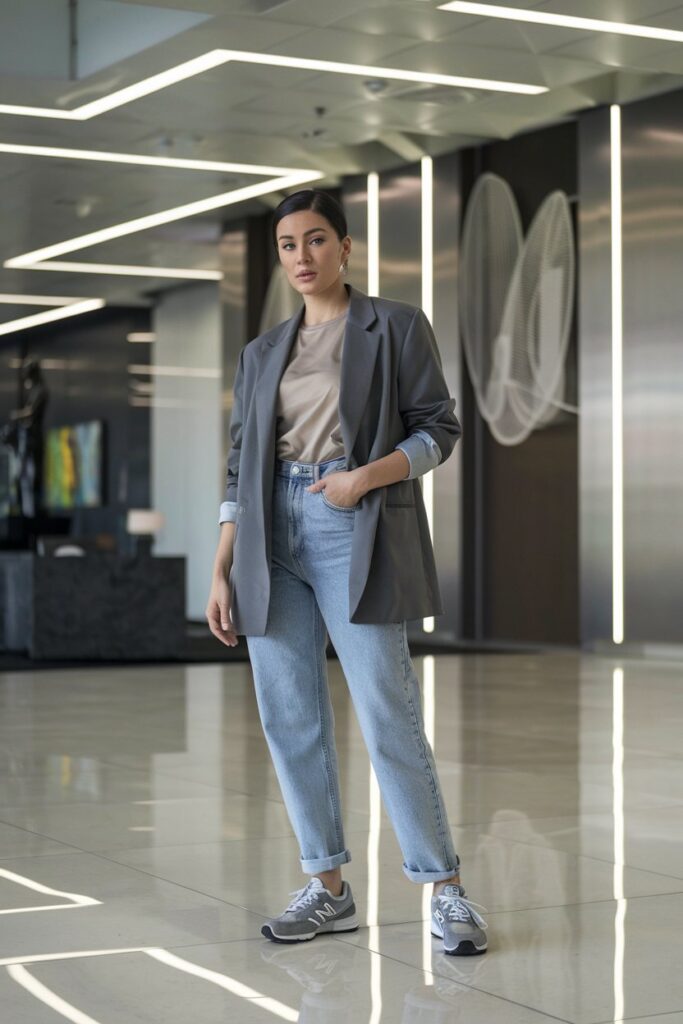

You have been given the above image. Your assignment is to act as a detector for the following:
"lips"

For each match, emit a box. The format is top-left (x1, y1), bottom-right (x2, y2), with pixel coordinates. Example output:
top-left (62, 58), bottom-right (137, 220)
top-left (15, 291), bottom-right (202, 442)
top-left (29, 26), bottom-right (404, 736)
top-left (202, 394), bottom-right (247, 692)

top-left (297, 271), bottom-right (316, 279)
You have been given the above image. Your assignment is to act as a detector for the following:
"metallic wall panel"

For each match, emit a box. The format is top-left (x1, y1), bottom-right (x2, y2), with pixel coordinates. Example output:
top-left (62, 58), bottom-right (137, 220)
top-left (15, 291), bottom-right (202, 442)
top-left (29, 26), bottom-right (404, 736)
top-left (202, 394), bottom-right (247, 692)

top-left (378, 165), bottom-right (422, 308)
top-left (578, 107), bottom-right (614, 645)
top-left (342, 176), bottom-right (368, 295)
top-left (622, 93), bottom-right (683, 642)
top-left (580, 91), bottom-right (683, 646)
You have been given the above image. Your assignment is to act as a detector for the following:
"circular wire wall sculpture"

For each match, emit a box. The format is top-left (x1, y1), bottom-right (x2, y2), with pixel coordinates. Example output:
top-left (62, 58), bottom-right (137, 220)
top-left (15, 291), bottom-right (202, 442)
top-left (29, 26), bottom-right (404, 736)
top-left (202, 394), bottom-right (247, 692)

top-left (459, 173), bottom-right (576, 446)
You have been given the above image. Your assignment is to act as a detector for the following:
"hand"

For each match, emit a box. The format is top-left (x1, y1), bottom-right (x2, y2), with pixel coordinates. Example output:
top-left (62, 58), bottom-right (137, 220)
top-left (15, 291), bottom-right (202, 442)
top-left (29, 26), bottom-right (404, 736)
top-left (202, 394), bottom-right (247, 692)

top-left (306, 469), bottom-right (365, 508)
top-left (205, 573), bottom-right (238, 647)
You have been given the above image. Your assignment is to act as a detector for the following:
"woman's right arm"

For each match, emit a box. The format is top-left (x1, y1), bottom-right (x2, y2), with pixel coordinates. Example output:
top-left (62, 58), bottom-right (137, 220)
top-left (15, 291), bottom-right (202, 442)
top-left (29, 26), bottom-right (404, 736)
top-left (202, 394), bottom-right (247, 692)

top-left (206, 522), bottom-right (237, 646)
top-left (206, 346), bottom-right (246, 647)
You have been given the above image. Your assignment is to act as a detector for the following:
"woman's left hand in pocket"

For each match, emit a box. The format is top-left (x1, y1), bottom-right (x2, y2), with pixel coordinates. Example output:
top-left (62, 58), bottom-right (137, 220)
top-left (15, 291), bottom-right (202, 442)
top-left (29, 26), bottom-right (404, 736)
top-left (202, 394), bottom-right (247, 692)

top-left (306, 470), bottom-right (365, 508)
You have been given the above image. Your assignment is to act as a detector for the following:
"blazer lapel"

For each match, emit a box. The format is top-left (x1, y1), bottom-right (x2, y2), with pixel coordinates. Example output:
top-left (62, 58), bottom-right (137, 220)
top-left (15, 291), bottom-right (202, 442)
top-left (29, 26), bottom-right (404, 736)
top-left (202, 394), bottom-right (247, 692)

top-left (338, 284), bottom-right (380, 467)
top-left (253, 283), bottom-right (379, 469)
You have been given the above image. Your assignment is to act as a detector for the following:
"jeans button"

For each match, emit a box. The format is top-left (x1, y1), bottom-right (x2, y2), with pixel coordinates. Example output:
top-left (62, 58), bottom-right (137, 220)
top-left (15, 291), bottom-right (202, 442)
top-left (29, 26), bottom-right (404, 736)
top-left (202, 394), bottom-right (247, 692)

top-left (292, 465), bottom-right (300, 475)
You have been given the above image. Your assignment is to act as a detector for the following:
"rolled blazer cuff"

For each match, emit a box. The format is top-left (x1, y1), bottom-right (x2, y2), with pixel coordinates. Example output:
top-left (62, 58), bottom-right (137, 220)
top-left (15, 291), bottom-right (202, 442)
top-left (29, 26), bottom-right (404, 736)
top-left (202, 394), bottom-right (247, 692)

top-left (394, 429), bottom-right (442, 480)
top-left (218, 500), bottom-right (237, 525)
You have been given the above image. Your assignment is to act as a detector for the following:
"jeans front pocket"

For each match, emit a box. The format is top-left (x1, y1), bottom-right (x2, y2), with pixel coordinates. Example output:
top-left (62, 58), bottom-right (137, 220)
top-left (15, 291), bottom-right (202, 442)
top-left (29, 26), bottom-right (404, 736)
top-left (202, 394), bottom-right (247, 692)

top-left (321, 490), bottom-right (359, 513)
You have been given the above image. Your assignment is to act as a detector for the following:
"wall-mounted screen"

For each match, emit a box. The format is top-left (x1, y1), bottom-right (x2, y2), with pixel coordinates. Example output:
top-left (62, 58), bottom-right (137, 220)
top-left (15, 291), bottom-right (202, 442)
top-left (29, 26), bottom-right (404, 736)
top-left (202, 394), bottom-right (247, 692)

top-left (44, 421), bottom-right (104, 510)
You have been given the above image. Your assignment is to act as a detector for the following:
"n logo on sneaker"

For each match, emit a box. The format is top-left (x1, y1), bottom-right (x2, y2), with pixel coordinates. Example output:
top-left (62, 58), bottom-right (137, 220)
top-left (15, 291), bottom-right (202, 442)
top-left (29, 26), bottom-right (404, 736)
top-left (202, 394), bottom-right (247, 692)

top-left (307, 902), bottom-right (336, 925)
top-left (435, 908), bottom-right (445, 926)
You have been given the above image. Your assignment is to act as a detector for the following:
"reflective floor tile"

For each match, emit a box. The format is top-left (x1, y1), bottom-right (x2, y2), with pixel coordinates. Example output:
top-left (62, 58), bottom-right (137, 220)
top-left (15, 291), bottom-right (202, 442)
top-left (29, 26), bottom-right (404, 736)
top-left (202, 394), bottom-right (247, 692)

top-left (0, 821), bottom-right (77, 861)
top-left (337, 891), bottom-right (683, 1023)
top-left (0, 938), bottom-right (570, 1024)
top-left (0, 852), bottom-right (258, 959)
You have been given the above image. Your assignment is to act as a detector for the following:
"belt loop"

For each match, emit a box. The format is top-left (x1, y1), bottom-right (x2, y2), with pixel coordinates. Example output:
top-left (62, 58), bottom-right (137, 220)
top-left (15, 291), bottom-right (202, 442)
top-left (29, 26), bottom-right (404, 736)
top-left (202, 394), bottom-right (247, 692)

top-left (313, 464), bottom-right (320, 482)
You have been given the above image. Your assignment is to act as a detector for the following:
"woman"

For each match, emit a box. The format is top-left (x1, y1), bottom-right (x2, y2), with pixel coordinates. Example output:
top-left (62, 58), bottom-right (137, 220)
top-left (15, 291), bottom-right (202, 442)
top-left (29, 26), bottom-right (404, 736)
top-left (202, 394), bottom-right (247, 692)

top-left (206, 188), bottom-right (488, 956)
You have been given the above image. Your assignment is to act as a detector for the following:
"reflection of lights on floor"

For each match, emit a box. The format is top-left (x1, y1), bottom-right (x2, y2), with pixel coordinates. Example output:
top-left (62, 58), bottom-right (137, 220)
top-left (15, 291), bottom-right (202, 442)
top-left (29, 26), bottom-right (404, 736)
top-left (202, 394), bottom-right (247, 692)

top-left (0, 867), bottom-right (100, 916)
top-left (613, 667), bottom-right (626, 1021)
top-left (422, 656), bottom-right (436, 984)
top-left (4, 947), bottom-right (298, 1022)
top-left (367, 764), bottom-right (382, 1024)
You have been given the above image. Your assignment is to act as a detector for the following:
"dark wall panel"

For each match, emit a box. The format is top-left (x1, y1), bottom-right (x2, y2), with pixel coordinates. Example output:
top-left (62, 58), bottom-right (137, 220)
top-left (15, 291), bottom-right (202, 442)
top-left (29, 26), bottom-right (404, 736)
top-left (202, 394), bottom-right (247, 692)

top-left (461, 122), bottom-right (579, 644)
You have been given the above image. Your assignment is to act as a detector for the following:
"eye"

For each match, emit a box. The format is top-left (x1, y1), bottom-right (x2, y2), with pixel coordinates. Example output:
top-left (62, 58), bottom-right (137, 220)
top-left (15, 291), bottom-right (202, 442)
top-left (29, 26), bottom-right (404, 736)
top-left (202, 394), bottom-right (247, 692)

top-left (310, 236), bottom-right (324, 244)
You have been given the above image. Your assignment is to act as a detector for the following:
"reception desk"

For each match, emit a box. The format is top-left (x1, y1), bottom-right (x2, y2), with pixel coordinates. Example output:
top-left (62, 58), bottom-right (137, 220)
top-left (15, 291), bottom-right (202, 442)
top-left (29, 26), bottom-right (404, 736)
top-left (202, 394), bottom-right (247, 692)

top-left (0, 552), bottom-right (185, 660)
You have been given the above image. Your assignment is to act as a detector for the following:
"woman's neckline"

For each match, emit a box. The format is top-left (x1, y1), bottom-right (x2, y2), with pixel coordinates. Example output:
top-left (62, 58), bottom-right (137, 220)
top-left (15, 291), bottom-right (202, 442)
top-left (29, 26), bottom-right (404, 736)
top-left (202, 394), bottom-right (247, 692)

top-left (300, 307), bottom-right (349, 331)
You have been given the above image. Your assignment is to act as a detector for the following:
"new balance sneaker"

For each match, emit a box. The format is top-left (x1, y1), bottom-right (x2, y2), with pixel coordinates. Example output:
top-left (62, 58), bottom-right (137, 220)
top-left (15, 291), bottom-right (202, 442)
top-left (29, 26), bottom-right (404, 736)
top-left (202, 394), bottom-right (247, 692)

top-left (431, 883), bottom-right (488, 956)
top-left (261, 876), bottom-right (359, 943)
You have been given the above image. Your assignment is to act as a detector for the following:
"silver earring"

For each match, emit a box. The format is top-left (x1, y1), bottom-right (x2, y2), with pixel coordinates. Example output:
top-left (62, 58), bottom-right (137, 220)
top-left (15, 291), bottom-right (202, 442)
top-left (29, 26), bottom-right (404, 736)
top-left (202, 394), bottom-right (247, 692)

top-left (339, 261), bottom-right (348, 275)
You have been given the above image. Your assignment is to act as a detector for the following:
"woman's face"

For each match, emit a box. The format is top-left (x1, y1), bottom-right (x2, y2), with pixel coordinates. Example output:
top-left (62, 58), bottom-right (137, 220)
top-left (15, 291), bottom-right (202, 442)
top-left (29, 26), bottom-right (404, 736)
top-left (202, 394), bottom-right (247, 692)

top-left (275, 209), bottom-right (351, 296)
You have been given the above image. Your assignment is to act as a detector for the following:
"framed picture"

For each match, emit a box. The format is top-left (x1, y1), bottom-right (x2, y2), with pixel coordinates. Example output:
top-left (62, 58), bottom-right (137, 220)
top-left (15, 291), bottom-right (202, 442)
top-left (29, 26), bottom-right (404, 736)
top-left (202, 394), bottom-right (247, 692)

top-left (44, 420), bottom-right (104, 510)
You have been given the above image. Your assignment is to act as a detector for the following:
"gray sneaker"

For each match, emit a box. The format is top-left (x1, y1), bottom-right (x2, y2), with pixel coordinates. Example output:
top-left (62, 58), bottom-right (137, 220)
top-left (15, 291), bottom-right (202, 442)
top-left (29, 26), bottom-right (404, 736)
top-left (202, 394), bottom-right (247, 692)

top-left (261, 877), bottom-right (359, 943)
top-left (431, 883), bottom-right (488, 956)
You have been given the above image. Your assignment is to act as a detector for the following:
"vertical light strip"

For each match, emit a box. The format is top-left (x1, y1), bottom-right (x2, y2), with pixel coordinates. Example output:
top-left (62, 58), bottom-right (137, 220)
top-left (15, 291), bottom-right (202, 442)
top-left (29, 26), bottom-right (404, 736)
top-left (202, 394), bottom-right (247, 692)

top-left (611, 105), bottom-right (624, 645)
top-left (366, 170), bottom-right (382, 1023)
top-left (612, 667), bottom-right (626, 1019)
top-left (421, 654), bottom-right (436, 984)
top-left (367, 173), bottom-right (380, 297)
top-left (421, 156), bottom-right (435, 634)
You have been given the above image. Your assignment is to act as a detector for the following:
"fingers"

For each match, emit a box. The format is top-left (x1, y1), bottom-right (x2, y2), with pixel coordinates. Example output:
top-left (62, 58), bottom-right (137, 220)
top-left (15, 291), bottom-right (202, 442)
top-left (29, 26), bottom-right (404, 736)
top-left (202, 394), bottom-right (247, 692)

top-left (206, 599), bottom-right (238, 647)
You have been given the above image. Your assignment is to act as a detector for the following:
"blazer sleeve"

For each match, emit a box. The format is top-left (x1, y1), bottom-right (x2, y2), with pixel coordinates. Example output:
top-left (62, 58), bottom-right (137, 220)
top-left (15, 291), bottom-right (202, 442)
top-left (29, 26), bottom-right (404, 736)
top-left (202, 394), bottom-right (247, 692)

top-left (221, 346), bottom-right (245, 510)
top-left (396, 308), bottom-right (462, 465)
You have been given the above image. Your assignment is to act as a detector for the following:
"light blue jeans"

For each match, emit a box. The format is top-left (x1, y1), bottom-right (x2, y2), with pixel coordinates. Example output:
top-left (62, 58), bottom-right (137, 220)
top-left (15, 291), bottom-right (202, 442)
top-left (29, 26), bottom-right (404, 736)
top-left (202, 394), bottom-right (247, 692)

top-left (245, 454), bottom-right (461, 883)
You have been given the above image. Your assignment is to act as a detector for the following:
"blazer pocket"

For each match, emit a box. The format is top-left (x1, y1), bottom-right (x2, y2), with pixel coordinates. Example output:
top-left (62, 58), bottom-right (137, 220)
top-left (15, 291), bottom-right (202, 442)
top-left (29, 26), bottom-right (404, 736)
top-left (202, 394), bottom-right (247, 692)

top-left (385, 479), bottom-right (416, 507)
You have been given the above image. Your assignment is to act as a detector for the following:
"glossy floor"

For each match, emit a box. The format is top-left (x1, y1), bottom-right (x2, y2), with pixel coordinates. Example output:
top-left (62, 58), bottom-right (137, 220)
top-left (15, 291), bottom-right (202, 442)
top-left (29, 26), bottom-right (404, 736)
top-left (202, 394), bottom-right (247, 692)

top-left (0, 650), bottom-right (681, 1023)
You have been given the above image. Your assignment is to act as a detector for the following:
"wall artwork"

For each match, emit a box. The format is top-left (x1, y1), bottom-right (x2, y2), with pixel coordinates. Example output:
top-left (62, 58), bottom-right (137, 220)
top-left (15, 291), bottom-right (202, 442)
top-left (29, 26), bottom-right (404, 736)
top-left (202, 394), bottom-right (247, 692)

top-left (44, 420), bottom-right (104, 510)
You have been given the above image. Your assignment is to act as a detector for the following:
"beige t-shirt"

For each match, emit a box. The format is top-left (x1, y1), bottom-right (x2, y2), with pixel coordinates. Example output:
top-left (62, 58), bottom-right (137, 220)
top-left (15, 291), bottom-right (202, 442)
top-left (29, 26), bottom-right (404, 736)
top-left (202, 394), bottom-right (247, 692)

top-left (275, 310), bottom-right (348, 463)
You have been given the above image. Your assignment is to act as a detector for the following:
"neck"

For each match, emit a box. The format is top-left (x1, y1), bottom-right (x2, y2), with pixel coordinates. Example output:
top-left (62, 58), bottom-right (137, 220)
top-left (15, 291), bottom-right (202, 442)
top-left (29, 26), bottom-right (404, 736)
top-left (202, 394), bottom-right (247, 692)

top-left (302, 280), bottom-right (350, 327)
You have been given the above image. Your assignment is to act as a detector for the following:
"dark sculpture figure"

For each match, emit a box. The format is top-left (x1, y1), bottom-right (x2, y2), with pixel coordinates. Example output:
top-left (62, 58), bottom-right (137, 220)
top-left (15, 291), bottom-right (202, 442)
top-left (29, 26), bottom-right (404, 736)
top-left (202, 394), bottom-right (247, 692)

top-left (0, 357), bottom-right (49, 519)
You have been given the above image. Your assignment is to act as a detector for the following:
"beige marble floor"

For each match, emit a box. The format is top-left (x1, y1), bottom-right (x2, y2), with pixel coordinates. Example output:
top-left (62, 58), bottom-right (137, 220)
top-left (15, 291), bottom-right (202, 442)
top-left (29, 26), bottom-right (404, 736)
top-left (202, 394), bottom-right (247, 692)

top-left (0, 650), bottom-right (681, 1022)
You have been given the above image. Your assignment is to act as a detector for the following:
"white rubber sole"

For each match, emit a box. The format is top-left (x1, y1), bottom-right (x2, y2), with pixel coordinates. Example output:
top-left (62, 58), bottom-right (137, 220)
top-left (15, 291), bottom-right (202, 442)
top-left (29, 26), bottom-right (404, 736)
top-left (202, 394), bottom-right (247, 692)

top-left (262, 912), bottom-right (360, 943)
top-left (431, 920), bottom-right (487, 955)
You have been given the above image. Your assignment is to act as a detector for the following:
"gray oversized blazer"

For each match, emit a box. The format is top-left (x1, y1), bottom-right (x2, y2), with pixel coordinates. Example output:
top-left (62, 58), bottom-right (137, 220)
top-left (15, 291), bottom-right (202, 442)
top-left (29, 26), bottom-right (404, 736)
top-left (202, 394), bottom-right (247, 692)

top-left (224, 282), bottom-right (462, 636)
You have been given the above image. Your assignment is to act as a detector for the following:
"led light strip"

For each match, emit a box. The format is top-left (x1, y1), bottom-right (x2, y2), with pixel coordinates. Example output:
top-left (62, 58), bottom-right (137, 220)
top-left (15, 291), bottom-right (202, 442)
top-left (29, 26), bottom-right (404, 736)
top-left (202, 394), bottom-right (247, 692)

top-left (5, 172), bottom-right (321, 267)
top-left (421, 156), bottom-right (435, 635)
top-left (611, 105), bottom-right (624, 646)
top-left (4, 171), bottom-right (322, 272)
top-left (438, 2), bottom-right (683, 43)
top-left (363, 221), bottom-right (382, 1012)
top-left (27, 261), bottom-right (223, 280)
top-left (0, 142), bottom-right (314, 279)
top-left (0, 293), bottom-right (89, 306)
top-left (0, 48), bottom-right (545, 123)
top-left (0, 298), bottom-right (104, 337)
top-left (0, 141), bottom-right (304, 176)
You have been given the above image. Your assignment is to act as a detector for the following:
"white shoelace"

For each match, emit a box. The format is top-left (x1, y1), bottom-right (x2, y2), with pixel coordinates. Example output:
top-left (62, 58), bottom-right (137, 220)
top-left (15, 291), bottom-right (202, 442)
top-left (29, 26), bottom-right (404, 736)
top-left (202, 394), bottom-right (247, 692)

top-left (436, 891), bottom-right (488, 929)
top-left (284, 880), bottom-right (327, 913)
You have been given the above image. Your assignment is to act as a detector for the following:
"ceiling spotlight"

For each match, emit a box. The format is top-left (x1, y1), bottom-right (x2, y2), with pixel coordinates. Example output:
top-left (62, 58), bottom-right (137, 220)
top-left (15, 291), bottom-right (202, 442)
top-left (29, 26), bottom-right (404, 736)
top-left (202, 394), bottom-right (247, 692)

top-left (363, 79), bottom-right (389, 95)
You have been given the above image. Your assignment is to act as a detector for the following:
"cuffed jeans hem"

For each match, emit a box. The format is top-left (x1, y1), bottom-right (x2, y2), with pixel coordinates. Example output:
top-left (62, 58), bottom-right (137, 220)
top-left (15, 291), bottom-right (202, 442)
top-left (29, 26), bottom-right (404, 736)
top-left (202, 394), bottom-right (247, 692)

top-left (300, 849), bottom-right (352, 873)
top-left (402, 860), bottom-right (461, 884)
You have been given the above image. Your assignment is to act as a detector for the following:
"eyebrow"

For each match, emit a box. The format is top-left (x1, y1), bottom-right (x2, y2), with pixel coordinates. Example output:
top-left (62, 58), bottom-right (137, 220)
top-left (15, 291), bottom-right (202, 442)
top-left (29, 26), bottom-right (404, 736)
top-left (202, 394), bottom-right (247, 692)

top-left (277, 226), bottom-right (329, 240)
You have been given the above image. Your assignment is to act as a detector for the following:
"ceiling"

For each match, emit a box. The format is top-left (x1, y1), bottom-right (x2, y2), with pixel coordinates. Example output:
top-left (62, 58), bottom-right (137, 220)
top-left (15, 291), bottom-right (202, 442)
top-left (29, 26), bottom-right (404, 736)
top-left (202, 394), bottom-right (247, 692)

top-left (2, 0), bottom-right (683, 313)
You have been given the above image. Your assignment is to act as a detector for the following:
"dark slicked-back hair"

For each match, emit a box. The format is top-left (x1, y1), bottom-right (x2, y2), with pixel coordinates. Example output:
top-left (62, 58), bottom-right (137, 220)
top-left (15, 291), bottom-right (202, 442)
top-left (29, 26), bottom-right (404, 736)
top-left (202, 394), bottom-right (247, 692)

top-left (271, 188), bottom-right (348, 248)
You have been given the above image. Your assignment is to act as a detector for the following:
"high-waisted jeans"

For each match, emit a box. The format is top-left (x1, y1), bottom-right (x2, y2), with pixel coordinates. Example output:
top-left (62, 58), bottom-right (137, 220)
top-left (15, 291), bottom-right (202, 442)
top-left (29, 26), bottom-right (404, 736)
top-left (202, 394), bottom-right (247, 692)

top-left (245, 454), bottom-right (460, 883)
